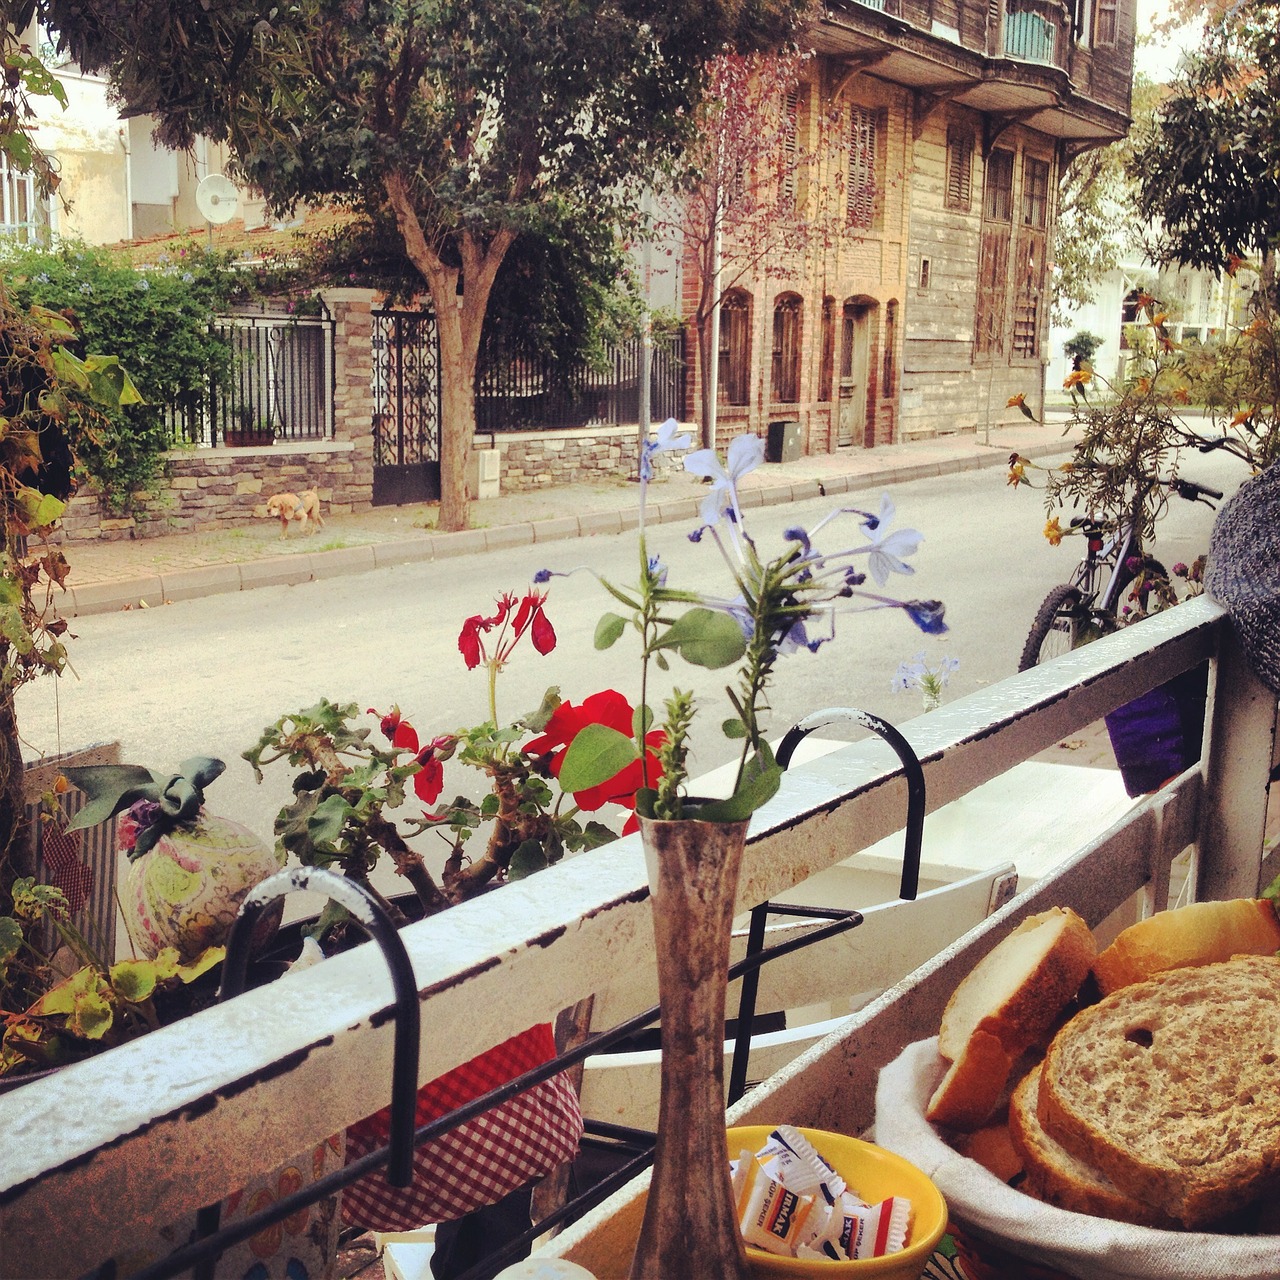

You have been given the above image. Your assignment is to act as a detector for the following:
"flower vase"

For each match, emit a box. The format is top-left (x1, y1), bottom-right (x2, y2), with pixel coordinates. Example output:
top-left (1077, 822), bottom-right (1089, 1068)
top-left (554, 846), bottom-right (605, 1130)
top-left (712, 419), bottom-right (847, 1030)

top-left (629, 815), bottom-right (751, 1280)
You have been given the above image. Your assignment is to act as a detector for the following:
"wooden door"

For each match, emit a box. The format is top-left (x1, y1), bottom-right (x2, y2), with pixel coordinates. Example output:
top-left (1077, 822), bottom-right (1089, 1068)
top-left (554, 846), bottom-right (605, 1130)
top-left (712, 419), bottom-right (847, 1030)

top-left (838, 303), bottom-right (872, 448)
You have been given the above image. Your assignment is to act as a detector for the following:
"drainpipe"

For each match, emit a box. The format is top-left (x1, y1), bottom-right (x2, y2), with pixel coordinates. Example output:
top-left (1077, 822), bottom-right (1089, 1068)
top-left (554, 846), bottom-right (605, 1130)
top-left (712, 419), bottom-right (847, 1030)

top-left (117, 126), bottom-right (133, 242)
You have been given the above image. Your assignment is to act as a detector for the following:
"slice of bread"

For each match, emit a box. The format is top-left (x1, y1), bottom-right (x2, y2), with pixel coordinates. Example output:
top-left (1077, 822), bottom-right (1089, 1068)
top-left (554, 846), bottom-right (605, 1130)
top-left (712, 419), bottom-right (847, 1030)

top-left (1038, 953), bottom-right (1280, 1228)
top-left (927, 907), bottom-right (1096, 1130)
top-left (1093, 898), bottom-right (1280, 995)
top-left (1009, 1065), bottom-right (1178, 1228)
top-left (953, 1116), bottom-right (1025, 1185)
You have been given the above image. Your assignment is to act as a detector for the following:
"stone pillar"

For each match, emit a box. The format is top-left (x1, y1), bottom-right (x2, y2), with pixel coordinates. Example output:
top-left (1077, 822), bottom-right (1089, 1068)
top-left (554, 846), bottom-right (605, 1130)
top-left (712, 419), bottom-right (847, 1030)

top-left (321, 287), bottom-right (379, 510)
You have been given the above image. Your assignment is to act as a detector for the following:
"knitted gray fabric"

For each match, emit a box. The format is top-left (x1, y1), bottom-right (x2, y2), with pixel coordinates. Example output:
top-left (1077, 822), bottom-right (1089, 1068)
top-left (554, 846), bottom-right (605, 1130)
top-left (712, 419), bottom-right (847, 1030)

top-left (1205, 463), bottom-right (1280, 694)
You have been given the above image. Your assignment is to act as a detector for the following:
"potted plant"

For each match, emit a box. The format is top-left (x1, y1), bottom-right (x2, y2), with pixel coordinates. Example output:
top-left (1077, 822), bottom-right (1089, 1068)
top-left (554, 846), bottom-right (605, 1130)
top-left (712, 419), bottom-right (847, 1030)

top-left (0, 757), bottom-right (281, 1083)
top-left (224, 406), bottom-right (277, 447)
top-left (536, 419), bottom-right (945, 1277)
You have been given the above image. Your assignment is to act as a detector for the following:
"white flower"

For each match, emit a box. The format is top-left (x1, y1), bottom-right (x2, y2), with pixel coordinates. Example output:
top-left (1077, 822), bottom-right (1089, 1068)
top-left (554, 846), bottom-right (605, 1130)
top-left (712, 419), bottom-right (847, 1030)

top-left (639, 416), bottom-right (692, 481)
top-left (685, 433), bottom-right (765, 529)
top-left (861, 496), bottom-right (924, 584)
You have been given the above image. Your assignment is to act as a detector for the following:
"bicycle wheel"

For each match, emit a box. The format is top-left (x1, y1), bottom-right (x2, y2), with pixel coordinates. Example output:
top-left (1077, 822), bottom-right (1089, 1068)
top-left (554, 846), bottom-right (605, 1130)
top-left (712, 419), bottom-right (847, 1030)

top-left (1019, 583), bottom-right (1086, 671)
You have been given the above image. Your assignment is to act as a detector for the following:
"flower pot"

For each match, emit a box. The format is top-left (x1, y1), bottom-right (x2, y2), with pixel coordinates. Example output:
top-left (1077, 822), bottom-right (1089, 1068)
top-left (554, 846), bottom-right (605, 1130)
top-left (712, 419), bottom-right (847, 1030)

top-left (223, 428), bottom-right (276, 447)
top-left (629, 815), bottom-right (751, 1280)
top-left (1104, 662), bottom-right (1210, 797)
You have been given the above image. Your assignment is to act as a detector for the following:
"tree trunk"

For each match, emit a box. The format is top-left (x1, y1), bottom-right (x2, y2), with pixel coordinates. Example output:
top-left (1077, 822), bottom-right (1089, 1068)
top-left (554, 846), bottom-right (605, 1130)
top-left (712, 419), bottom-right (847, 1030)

top-left (435, 304), bottom-right (476, 533)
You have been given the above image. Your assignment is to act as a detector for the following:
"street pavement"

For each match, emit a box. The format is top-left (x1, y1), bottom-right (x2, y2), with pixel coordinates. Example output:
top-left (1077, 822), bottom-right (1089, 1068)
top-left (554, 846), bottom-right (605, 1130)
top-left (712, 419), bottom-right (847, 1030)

top-left (55, 414), bottom-right (1084, 616)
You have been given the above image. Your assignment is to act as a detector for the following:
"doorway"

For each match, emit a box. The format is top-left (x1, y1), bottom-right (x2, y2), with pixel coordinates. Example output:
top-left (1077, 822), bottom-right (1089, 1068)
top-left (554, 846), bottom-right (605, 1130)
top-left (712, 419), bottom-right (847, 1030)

top-left (838, 300), bottom-right (875, 448)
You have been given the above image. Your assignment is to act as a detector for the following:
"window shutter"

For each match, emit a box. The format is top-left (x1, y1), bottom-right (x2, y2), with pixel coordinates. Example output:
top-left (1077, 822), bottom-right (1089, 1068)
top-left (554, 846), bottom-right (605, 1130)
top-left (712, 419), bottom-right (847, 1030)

top-left (782, 89), bottom-right (799, 205)
top-left (945, 129), bottom-right (973, 211)
top-left (847, 106), bottom-right (878, 228)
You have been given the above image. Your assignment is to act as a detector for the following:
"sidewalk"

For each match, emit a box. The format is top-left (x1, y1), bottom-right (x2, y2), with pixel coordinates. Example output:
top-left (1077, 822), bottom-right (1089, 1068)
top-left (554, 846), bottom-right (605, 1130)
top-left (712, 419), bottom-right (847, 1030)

top-left (55, 415), bottom-right (1080, 617)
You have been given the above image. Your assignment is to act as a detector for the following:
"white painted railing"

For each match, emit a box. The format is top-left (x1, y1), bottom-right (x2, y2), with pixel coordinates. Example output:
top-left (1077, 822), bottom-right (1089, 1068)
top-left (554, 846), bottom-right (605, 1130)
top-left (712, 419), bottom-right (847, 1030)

top-left (2, 596), bottom-right (1276, 1279)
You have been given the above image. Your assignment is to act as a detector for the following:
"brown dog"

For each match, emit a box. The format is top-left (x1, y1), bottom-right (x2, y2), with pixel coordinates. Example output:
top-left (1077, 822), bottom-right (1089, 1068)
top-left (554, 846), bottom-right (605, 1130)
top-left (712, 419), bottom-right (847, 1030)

top-left (265, 489), bottom-right (325, 537)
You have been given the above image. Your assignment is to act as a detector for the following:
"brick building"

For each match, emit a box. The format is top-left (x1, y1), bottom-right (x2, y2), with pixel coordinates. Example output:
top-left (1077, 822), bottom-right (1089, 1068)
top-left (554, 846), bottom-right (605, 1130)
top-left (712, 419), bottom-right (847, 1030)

top-left (683, 0), bottom-right (1136, 452)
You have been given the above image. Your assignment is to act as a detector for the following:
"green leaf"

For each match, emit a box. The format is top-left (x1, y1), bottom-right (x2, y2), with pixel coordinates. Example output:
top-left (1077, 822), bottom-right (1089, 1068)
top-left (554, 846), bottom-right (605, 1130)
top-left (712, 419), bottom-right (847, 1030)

top-left (30, 966), bottom-right (115, 1039)
top-left (109, 957), bottom-right (159, 1004)
top-left (594, 613), bottom-right (627, 649)
top-left (308, 793), bottom-right (353, 846)
top-left (687, 745), bottom-right (782, 822)
top-left (557, 723), bottom-right (639, 792)
top-left (507, 840), bottom-right (549, 880)
top-left (63, 765), bottom-right (164, 831)
top-left (0, 916), bottom-right (22, 966)
top-left (655, 607), bottom-right (747, 669)
top-left (722, 718), bottom-right (747, 738)
top-left (522, 686), bottom-right (562, 733)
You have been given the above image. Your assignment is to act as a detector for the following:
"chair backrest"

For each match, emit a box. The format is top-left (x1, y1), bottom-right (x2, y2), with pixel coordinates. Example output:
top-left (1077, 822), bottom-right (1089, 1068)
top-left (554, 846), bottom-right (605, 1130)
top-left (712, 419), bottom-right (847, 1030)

top-left (579, 862), bottom-right (1017, 1129)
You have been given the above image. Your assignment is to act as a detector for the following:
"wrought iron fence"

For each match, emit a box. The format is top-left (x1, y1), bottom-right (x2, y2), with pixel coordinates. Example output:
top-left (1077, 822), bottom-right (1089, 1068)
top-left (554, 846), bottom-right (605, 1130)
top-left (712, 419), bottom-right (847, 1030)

top-left (475, 331), bottom-right (686, 434)
top-left (166, 310), bottom-right (335, 447)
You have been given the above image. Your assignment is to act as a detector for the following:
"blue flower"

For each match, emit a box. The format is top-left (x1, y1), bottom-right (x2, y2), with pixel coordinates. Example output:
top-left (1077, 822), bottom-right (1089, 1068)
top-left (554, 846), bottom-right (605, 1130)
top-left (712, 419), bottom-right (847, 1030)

top-left (904, 600), bottom-right (948, 634)
top-left (639, 417), bottom-right (692, 482)
top-left (181, 272), bottom-right (195, 284)
top-left (136, 277), bottom-right (150, 291)
top-left (685, 433), bottom-right (765, 533)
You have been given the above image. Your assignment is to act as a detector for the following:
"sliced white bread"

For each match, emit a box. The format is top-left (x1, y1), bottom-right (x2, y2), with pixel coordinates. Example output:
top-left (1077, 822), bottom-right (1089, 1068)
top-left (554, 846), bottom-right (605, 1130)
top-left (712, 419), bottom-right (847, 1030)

top-left (926, 907), bottom-right (1096, 1130)
top-left (1093, 897), bottom-right (1280, 995)
top-left (1038, 953), bottom-right (1280, 1228)
top-left (1009, 1064), bottom-right (1178, 1228)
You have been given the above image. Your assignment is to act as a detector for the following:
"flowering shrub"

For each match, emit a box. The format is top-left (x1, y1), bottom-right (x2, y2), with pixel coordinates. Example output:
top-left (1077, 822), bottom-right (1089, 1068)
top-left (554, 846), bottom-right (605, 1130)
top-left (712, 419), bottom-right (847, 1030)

top-left (547, 421), bottom-right (946, 822)
top-left (243, 588), bottom-right (654, 926)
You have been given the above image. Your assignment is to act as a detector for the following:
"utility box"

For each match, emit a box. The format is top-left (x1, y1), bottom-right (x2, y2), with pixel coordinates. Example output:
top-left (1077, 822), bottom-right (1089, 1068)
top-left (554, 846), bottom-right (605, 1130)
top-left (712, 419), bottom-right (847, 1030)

top-left (766, 420), bottom-right (802, 464)
top-left (467, 447), bottom-right (501, 500)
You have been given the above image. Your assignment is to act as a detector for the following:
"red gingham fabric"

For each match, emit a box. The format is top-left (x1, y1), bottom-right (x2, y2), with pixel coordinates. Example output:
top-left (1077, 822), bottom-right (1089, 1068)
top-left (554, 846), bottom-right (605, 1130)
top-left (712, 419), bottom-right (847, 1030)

top-left (40, 822), bottom-right (93, 914)
top-left (341, 1023), bottom-right (583, 1230)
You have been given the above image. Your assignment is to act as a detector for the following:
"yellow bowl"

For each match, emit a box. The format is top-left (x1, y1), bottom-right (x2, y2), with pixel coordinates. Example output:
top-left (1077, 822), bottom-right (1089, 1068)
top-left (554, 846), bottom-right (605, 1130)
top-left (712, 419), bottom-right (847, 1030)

top-left (726, 1125), bottom-right (948, 1279)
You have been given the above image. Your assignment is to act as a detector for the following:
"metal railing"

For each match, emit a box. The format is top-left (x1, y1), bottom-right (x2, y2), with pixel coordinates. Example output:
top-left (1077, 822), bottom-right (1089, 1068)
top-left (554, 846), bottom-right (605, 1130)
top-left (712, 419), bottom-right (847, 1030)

top-left (4, 597), bottom-right (1276, 1279)
top-left (476, 331), bottom-right (686, 433)
top-left (166, 310), bottom-right (336, 447)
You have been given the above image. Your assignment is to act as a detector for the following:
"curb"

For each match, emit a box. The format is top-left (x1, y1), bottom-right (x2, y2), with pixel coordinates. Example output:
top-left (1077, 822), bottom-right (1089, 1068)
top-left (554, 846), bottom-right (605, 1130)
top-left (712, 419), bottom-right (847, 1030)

top-left (58, 435), bottom-right (1069, 619)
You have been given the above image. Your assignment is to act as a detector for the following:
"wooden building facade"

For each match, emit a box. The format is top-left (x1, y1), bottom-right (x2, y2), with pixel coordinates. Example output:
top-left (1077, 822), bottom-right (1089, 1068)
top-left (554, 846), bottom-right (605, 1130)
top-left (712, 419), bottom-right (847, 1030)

top-left (682, 0), bottom-right (1135, 451)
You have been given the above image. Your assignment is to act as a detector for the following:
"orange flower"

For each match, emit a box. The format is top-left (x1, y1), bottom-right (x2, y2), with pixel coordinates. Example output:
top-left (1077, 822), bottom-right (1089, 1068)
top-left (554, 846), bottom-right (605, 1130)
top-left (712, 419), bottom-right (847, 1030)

top-left (1173, 386), bottom-right (1190, 404)
top-left (1151, 311), bottom-right (1168, 328)
top-left (1044, 517), bottom-right (1064, 546)
top-left (1063, 369), bottom-right (1092, 389)
top-left (1007, 461), bottom-right (1027, 487)
top-left (1226, 254), bottom-right (1244, 276)
top-left (1231, 407), bottom-right (1255, 427)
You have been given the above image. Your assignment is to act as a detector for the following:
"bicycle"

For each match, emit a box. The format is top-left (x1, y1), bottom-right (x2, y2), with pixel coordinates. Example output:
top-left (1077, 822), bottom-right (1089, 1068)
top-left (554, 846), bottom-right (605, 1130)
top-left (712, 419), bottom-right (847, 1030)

top-left (1018, 472), bottom-right (1222, 671)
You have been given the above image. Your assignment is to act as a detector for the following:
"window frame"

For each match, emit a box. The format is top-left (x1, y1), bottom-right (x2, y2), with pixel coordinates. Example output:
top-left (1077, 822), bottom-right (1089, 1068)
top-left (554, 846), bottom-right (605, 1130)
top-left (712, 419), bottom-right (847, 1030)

top-left (1022, 155), bottom-right (1050, 229)
top-left (983, 149), bottom-right (1015, 223)
top-left (945, 127), bottom-right (973, 212)
top-left (847, 104), bottom-right (880, 230)
top-left (771, 293), bottom-right (804, 405)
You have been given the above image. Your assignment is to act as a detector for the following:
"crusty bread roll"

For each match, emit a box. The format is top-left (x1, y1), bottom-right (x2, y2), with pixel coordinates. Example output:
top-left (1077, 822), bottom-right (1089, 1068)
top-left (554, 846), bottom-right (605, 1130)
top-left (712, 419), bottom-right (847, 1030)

top-left (1093, 897), bottom-right (1280, 994)
top-left (1037, 953), bottom-right (1280, 1228)
top-left (926, 907), bottom-right (1096, 1130)
top-left (1009, 1065), bottom-right (1177, 1228)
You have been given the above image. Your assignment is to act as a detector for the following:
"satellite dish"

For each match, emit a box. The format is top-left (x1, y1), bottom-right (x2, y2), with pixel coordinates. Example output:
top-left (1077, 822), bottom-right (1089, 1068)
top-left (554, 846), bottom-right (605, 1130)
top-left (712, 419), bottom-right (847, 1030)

top-left (195, 173), bottom-right (240, 225)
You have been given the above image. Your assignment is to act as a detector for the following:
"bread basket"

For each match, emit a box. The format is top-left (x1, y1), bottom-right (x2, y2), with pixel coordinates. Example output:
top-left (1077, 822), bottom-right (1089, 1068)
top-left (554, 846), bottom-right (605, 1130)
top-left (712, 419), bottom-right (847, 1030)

top-left (874, 1039), bottom-right (1280, 1280)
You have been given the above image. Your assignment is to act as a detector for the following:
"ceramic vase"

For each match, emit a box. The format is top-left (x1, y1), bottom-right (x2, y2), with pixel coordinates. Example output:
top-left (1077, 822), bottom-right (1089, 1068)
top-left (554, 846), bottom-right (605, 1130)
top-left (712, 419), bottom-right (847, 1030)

top-left (629, 815), bottom-right (751, 1280)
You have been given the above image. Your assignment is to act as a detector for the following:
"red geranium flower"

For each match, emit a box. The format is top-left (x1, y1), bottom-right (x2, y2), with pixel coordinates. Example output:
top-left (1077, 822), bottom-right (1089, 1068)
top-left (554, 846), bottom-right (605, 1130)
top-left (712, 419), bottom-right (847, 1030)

top-left (458, 589), bottom-right (556, 671)
top-left (524, 690), bottom-right (664, 811)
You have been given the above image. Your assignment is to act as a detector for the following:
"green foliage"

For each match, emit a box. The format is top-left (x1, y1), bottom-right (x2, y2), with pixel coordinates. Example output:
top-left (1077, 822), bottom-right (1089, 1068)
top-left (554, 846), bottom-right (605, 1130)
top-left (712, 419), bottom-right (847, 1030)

top-left (1131, 6), bottom-right (1280, 273)
top-left (2, 242), bottom-right (241, 511)
top-left (0, 875), bottom-right (223, 1078)
top-left (0, 24), bottom-right (66, 205)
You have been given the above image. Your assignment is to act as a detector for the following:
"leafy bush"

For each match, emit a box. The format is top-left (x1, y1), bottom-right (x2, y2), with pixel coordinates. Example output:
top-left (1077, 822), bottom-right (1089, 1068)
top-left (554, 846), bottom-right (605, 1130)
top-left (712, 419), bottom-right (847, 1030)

top-left (1063, 330), bottom-right (1104, 368)
top-left (2, 243), bottom-right (241, 512)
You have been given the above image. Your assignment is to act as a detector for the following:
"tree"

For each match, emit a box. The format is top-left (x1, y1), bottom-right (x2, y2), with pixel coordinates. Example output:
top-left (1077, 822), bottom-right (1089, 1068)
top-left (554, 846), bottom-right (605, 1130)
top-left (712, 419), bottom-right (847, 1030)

top-left (35, 0), bottom-right (811, 530)
top-left (672, 49), bottom-right (837, 447)
top-left (1130, 1), bottom-right (1280, 276)
top-left (1051, 76), bottom-right (1157, 324)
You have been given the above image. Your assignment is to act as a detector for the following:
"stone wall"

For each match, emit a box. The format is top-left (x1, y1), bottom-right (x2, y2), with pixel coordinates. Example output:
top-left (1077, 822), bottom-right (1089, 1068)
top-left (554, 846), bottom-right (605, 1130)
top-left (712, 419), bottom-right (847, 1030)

top-left (58, 288), bottom-right (379, 543)
top-left (489, 425), bottom-right (641, 490)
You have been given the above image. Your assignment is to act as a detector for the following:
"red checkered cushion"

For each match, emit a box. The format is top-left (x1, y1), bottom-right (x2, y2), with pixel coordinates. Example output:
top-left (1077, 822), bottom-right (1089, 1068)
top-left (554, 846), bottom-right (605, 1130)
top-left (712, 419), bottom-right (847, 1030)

top-left (341, 1023), bottom-right (583, 1230)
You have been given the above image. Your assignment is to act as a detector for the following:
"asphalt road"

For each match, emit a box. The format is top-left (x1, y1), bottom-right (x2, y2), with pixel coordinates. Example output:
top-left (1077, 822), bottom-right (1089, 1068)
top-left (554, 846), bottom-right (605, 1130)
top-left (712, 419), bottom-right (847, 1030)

top-left (14, 452), bottom-right (1243, 863)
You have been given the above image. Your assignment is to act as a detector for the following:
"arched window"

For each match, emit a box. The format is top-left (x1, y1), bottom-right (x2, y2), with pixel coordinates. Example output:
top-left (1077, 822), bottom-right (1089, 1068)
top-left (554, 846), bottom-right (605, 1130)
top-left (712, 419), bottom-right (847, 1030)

top-left (772, 293), bottom-right (803, 404)
top-left (882, 300), bottom-right (898, 397)
top-left (719, 290), bottom-right (752, 407)
top-left (819, 297), bottom-right (836, 403)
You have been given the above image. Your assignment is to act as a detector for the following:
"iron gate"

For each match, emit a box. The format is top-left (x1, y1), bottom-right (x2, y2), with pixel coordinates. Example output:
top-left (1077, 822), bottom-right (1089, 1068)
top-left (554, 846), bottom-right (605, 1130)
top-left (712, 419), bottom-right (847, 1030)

top-left (371, 308), bottom-right (441, 505)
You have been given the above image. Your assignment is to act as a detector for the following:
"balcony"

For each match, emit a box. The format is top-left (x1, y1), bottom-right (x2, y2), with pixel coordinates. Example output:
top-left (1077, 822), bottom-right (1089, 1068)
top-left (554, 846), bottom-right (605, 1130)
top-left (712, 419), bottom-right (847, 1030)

top-left (2, 596), bottom-right (1275, 1277)
top-left (815, 0), bottom-right (1132, 144)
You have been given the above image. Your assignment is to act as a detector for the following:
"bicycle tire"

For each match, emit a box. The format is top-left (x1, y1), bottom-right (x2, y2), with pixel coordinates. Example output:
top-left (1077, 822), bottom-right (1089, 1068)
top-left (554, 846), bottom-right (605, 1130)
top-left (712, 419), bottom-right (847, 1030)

top-left (1019, 583), bottom-right (1086, 671)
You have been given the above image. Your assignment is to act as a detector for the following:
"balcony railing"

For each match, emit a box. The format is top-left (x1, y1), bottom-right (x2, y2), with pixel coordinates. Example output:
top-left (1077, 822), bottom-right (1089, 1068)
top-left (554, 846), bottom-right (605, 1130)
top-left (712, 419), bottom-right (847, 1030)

top-left (2, 597), bottom-right (1275, 1278)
